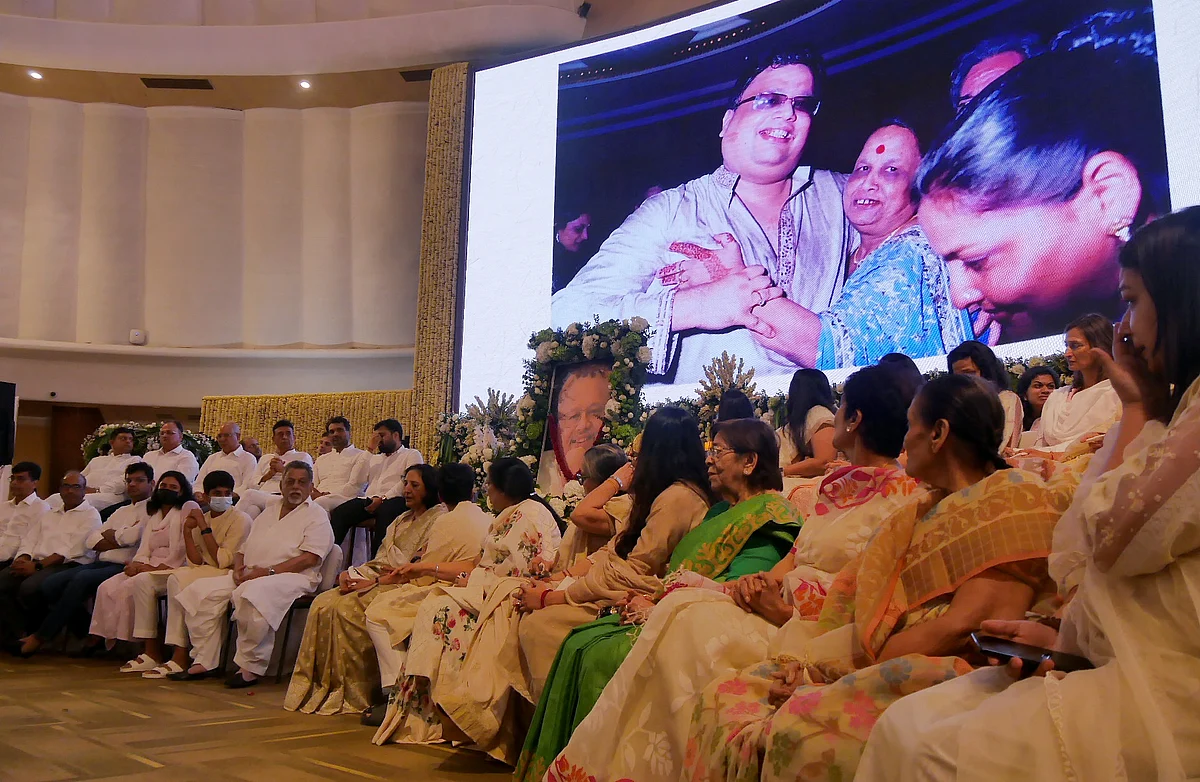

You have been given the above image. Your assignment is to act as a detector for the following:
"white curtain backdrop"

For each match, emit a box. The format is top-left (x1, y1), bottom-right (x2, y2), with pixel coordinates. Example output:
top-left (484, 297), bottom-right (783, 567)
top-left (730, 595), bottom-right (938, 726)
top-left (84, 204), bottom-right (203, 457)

top-left (0, 94), bottom-right (427, 348)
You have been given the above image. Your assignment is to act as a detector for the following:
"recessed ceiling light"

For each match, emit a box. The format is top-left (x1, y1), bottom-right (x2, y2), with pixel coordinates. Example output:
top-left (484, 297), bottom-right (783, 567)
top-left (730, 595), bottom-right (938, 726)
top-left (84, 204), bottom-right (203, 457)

top-left (299, 80), bottom-right (311, 89)
top-left (29, 70), bottom-right (43, 80)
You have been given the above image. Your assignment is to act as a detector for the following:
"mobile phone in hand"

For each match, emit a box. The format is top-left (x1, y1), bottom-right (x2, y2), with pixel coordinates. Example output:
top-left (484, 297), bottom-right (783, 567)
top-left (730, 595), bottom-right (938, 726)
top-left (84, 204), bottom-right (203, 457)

top-left (970, 632), bottom-right (1095, 676)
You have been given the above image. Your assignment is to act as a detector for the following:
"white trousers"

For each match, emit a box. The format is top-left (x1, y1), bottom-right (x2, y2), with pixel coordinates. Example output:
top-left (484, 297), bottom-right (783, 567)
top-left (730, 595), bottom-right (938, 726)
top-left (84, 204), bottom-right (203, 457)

top-left (178, 574), bottom-right (235, 672)
top-left (129, 571), bottom-right (171, 639)
top-left (85, 492), bottom-right (126, 511)
top-left (235, 489), bottom-right (277, 520)
top-left (366, 617), bottom-right (403, 688)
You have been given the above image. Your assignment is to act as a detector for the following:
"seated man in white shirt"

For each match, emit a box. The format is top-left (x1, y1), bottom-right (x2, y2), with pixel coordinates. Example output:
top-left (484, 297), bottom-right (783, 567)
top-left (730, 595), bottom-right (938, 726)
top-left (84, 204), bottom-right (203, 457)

top-left (19, 462), bottom-right (155, 657)
top-left (236, 419), bottom-right (314, 520)
top-left (311, 416), bottom-right (371, 514)
top-left (240, 437), bottom-right (262, 460)
top-left (195, 422), bottom-right (258, 502)
top-left (317, 435), bottom-right (333, 456)
top-left (143, 420), bottom-right (200, 485)
top-left (0, 471), bottom-right (101, 652)
top-left (171, 461), bottom-right (333, 687)
top-left (0, 462), bottom-right (50, 568)
top-left (329, 419), bottom-right (423, 556)
top-left (81, 427), bottom-right (142, 511)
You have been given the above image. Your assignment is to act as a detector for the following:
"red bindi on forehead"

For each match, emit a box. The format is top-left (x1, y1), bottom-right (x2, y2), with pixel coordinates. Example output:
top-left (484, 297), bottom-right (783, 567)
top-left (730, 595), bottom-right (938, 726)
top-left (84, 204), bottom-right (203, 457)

top-left (876, 144), bottom-right (886, 154)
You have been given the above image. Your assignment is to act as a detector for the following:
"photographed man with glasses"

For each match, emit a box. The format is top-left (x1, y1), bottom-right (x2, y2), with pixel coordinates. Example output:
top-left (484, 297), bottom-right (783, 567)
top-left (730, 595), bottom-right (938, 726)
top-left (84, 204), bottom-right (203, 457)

top-left (552, 49), bottom-right (852, 384)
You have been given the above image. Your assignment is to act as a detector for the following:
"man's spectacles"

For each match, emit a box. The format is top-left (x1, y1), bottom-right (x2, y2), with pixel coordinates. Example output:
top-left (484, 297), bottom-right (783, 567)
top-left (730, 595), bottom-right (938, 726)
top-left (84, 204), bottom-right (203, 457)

top-left (733, 92), bottom-right (821, 117)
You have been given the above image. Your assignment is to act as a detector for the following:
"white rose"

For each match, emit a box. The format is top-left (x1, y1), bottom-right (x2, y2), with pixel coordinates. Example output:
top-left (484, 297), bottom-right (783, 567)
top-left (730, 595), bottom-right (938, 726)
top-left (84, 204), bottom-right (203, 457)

top-left (566, 324), bottom-right (580, 338)
top-left (482, 447), bottom-right (494, 461)
top-left (629, 316), bottom-right (650, 333)
top-left (582, 335), bottom-right (598, 359)
top-left (520, 455), bottom-right (537, 468)
top-left (605, 399), bottom-right (621, 417)
top-left (612, 340), bottom-right (625, 356)
top-left (518, 394), bottom-right (536, 412)
top-left (483, 460), bottom-right (493, 474)
top-left (535, 341), bottom-right (554, 363)
top-left (637, 346), bottom-right (653, 364)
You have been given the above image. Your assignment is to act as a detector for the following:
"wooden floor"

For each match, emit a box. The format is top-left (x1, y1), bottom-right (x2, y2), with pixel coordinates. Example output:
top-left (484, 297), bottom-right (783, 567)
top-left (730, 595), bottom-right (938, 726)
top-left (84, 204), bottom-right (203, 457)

top-left (0, 652), bottom-right (512, 781)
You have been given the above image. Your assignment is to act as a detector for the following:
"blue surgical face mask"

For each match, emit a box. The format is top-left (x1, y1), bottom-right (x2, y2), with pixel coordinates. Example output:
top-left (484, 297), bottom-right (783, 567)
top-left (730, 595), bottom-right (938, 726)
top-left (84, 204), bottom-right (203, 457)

top-left (208, 496), bottom-right (233, 513)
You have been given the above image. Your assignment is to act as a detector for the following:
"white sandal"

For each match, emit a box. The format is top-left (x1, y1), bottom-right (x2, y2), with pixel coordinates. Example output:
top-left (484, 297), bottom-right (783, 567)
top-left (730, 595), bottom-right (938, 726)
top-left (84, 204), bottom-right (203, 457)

top-left (120, 654), bottom-right (160, 673)
top-left (143, 661), bottom-right (185, 679)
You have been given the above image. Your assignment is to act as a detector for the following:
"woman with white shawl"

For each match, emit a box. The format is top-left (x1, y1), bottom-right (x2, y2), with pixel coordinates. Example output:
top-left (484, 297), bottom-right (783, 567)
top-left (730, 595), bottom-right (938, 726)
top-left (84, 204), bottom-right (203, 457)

top-left (857, 206), bottom-right (1200, 781)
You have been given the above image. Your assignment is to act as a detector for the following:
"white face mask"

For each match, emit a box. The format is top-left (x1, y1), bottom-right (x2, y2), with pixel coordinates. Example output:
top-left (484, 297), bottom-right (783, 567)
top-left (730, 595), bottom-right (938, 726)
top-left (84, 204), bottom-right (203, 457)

top-left (208, 496), bottom-right (233, 513)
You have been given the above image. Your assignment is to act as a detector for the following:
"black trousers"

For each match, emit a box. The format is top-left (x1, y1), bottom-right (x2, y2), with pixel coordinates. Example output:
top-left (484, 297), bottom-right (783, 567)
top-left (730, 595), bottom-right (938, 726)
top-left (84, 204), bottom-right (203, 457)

top-left (0, 562), bottom-right (77, 646)
top-left (329, 497), bottom-right (408, 557)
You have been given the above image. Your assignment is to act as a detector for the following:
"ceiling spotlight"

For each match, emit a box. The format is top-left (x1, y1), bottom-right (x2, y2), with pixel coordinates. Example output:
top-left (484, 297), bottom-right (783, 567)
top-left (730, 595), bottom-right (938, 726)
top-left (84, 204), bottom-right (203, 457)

top-left (29, 70), bottom-right (43, 80)
top-left (299, 80), bottom-right (311, 89)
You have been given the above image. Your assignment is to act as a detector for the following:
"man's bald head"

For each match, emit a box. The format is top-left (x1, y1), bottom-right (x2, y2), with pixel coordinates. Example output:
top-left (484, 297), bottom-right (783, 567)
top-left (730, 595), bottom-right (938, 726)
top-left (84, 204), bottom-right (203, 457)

top-left (60, 470), bottom-right (87, 510)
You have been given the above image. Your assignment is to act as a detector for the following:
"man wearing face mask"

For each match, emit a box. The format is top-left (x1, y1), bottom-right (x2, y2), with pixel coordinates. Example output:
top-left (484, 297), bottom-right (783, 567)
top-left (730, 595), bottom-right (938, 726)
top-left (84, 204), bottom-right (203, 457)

top-left (170, 462), bottom-right (332, 687)
top-left (134, 470), bottom-right (252, 678)
top-left (329, 419), bottom-right (424, 557)
top-left (17, 463), bottom-right (156, 657)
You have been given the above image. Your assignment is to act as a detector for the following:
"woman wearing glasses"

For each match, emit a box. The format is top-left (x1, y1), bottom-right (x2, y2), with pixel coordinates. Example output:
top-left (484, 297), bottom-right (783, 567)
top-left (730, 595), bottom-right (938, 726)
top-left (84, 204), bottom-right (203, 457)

top-left (551, 50), bottom-right (851, 384)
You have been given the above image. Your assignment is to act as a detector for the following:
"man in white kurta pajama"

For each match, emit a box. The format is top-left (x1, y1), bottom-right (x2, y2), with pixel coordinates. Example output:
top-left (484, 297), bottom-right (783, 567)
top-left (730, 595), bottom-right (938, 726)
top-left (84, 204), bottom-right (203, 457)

top-left (174, 462), bottom-right (333, 687)
top-left (311, 417), bottom-right (371, 514)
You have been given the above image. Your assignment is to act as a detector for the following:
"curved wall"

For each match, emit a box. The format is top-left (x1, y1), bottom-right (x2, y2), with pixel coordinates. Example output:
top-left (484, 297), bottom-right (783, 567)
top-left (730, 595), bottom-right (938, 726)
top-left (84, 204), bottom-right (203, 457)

top-left (0, 94), bottom-right (428, 349)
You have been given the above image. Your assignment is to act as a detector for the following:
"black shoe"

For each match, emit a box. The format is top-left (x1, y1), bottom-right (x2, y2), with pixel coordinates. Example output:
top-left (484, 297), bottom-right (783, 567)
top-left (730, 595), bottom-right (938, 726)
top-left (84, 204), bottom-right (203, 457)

top-left (168, 668), bottom-right (217, 682)
top-left (224, 672), bottom-right (260, 689)
top-left (361, 703), bottom-right (386, 727)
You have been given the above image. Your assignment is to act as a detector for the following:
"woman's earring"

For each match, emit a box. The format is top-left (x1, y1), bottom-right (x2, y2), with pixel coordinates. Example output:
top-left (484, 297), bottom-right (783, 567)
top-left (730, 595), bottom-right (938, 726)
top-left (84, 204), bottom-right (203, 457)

top-left (1109, 219), bottom-right (1132, 244)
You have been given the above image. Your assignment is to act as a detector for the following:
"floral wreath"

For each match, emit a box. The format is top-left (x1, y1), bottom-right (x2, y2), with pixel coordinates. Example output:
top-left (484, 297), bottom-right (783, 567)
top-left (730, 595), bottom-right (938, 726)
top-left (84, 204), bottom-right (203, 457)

top-left (514, 318), bottom-right (652, 484)
top-left (435, 390), bottom-right (519, 508)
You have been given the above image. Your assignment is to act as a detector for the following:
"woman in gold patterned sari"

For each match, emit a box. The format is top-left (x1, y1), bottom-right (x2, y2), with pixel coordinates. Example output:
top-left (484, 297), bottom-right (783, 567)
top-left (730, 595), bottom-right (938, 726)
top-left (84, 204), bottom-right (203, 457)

top-left (284, 464), bottom-right (445, 715)
top-left (684, 374), bottom-right (1066, 782)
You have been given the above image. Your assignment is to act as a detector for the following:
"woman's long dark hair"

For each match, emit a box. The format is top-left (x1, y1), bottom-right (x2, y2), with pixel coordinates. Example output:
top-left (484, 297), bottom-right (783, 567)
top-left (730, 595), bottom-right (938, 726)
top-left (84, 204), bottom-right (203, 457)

top-left (146, 470), bottom-right (193, 515)
top-left (786, 369), bottom-right (836, 459)
top-left (1015, 366), bottom-right (1057, 431)
top-left (487, 457), bottom-right (566, 532)
top-left (1118, 206), bottom-right (1200, 415)
top-left (615, 407), bottom-right (711, 559)
top-left (947, 341), bottom-right (1011, 393)
top-left (915, 375), bottom-right (1009, 472)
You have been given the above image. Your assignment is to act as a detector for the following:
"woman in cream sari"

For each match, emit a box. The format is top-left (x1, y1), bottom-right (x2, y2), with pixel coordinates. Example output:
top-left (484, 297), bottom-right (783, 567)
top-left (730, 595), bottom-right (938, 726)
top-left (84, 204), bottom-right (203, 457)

top-left (533, 363), bottom-right (923, 782)
top-left (284, 464), bottom-right (444, 715)
top-left (516, 418), bottom-right (801, 781)
top-left (515, 407), bottom-right (713, 704)
top-left (424, 407), bottom-right (713, 765)
top-left (371, 457), bottom-right (562, 747)
top-left (857, 206), bottom-right (1200, 781)
top-left (354, 464), bottom-right (492, 725)
top-left (684, 374), bottom-right (1066, 781)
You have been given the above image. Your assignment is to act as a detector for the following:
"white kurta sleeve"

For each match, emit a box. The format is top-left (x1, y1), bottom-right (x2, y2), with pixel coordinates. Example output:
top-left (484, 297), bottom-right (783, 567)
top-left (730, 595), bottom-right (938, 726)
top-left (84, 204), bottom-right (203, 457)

top-left (299, 512), bottom-right (335, 560)
top-left (382, 449), bottom-right (424, 499)
top-left (63, 509), bottom-right (102, 562)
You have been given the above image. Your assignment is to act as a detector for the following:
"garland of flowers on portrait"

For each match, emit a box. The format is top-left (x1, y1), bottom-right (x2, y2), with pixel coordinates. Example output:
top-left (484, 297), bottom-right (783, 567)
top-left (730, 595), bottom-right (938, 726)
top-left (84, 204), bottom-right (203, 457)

top-left (82, 422), bottom-right (217, 464)
top-left (514, 317), bottom-right (652, 456)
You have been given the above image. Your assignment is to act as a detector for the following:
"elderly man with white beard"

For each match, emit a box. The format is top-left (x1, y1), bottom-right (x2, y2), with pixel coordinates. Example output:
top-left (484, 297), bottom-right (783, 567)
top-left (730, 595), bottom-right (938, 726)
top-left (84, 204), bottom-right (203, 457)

top-left (169, 461), bottom-right (333, 687)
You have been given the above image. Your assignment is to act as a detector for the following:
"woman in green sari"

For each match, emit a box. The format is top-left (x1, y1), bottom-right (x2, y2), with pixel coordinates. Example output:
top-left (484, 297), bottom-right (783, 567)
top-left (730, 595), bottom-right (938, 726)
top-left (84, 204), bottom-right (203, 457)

top-left (513, 418), bottom-right (802, 780)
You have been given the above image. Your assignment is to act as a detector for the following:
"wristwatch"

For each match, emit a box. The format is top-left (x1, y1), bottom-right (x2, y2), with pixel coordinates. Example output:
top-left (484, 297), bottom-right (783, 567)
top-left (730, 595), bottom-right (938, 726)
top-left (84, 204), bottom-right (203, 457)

top-left (268, 567), bottom-right (276, 576)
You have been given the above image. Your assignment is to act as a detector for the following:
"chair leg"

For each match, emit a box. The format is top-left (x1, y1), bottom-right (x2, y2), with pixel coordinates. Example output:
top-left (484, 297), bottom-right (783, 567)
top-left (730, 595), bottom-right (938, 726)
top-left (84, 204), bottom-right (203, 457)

top-left (275, 606), bottom-right (295, 685)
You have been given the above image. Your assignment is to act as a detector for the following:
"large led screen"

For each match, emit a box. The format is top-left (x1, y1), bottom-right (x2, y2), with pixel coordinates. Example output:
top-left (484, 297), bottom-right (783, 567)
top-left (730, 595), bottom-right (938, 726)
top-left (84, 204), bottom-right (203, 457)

top-left (460, 0), bottom-right (1200, 406)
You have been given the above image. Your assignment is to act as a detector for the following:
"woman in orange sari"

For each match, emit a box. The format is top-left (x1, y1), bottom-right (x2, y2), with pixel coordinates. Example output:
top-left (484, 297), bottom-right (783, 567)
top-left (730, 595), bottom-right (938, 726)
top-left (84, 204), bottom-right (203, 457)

top-left (684, 374), bottom-right (1066, 781)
